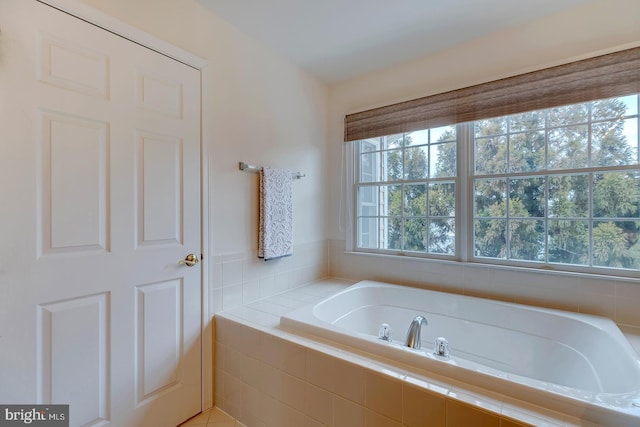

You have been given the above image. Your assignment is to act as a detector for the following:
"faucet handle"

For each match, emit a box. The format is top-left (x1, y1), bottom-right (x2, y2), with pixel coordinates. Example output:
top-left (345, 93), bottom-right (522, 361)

top-left (434, 337), bottom-right (450, 357)
top-left (378, 323), bottom-right (392, 342)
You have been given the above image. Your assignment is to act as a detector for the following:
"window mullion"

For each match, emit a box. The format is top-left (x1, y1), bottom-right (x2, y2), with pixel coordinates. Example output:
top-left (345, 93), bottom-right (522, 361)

top-left (589, 172), bottom-right (594, 267)
top-left (347, 141), bottom-right (357, 252)
top-left (458, 122), bottom-right (472, 262)
top-left (398, 140), bottom-right (404, 251)
top-left (587, 104), bottom-right (593, 267)
top-left (505, 118), bottom-right (511, 261)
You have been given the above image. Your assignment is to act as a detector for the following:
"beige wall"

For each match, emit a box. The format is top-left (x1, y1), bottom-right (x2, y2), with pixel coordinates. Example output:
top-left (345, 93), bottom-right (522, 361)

top-left (77, 0), bottom-right (640, 315)
top-left (327, 0), bottom-right (640, 241)
top-left (325, 0), bottom-right (640, 318)
top-left (78, 0), bottom-right (329, 256)
top-left (77, 0), bottom-right (331, 310)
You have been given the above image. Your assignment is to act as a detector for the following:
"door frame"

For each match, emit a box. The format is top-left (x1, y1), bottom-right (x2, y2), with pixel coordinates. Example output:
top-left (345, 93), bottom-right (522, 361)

top-left (37, 0), bottom-right (213, 412)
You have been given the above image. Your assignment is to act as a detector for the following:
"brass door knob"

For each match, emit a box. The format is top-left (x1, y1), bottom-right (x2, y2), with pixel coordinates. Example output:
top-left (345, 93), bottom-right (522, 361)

top-left (179, 254), bottom-right (199, 267)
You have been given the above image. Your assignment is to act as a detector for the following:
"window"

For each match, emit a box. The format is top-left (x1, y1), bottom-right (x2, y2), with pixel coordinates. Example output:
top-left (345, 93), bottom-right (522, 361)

top-left (472, 95), bottom-right (640, 269)
top-left (355, 128), bottom-right (457, 255)
top-left (346, 47), bottom-right (640, 274)
top-left (353, 94), bottom-right (640, 272)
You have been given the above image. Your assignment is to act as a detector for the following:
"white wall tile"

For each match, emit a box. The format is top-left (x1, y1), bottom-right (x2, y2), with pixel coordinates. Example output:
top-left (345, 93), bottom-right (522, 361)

top-left (333, 395), bottom-right (365, 427)
top-left (222, 284), bottom-right (243, 310)
top-left (247, 300), bottom-right (290, 316)
top-left (578, 277), bottom-right (615, 319)
top-left (333, 359), bottom-right (365, 404)
top-left (365, 409), bottom-right (402, 427)
top-left (304, 416), bottom-right (326, 427)
top-left (365, 371), bottom-right (403, 422)
top-left (211, 263), bottom-right (223, 289)
top-left (224, 347), bottom-right (249, 384)
top-left (242, 279), bottom-right (260, 304)
top-left (304, 383), bottom-right (333, 426)
top-left (282, 341), bottom-right (306, 379)
top-left (305, 350), bottom-right (335, 392)
top-left (327, 240), bottom-right (640, 324)
top-left (222, 252), bottom-right (246, 263)
top-left (222, 260), bottom-right (243, 287)
top-left (242, 258), bottom-right (262, 283)
top-left (291, 266), bottom-right (321, 288)
top-left (209, 239), bottom-right (328, 317)
top-left (258, 333), bottom-right (284, 369)
top-left (275, 403), bottom-right (305, 427)
top-left (211, 288), bottom-right (223, 314)
top-left (512, 283), bottom-right (580, 312)
top-left (259, 274), bottom-right (277, 298)
top-left (215, 316), bottom-right (572, 427)
top-left (244, 385), bottom-right (269, 423)
top-left (215, 317), bottom-right (237, 347)
top-left (616, 281), bottom-right (640, 327)
top-left (258, 363), bottom-right (283, 400)
top-left (222, 372), bottom-right (244, 417)
top-left (274, 271), bottom-right (292, 292)
top-left (280, 372), bottom-right (306, 412)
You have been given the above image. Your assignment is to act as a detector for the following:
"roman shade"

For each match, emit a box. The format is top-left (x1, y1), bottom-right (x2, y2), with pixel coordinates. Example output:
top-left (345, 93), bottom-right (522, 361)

top-left (344, 47), bottom-right (640, 142)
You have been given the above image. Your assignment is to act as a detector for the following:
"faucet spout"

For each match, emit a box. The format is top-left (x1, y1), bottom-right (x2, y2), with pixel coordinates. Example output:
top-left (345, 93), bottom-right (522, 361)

top-left (405, 315), bottom-right (428, 350)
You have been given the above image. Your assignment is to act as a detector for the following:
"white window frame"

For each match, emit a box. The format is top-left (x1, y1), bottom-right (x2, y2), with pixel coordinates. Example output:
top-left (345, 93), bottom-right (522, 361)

top-left (347, 94), bottom-right (640, 278)
top-left (350, 130), bottom-right (459, 259)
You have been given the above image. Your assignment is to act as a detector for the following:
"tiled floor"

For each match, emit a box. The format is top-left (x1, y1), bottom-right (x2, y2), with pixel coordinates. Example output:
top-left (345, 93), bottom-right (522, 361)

top-left (178, 407), bottom-right (245, 427)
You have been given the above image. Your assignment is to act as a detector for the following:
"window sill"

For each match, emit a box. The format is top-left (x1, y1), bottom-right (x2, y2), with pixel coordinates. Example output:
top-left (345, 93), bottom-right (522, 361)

top-left (342, 249), bottom-right (640, 283)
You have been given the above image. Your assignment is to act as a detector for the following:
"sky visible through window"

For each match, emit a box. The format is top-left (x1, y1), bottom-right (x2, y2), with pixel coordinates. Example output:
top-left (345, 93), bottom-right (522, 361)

top-left (406, 95), bottom-right (639, 163)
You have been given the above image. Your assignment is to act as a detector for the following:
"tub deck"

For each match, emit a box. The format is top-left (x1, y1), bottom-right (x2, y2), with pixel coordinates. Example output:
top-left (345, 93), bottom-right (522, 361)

top-left (216, 278), bottom-right (640, 427)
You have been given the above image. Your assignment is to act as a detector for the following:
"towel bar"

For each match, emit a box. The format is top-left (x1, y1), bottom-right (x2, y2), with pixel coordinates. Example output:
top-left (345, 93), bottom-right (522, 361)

top-left (239, 161), bottom-right (305, 179)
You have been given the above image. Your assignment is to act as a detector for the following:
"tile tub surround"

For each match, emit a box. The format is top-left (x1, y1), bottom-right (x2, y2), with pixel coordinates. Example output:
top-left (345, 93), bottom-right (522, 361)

top-left (210, 240), bottom-right (328, 313)
top-left (213, 279), bottom-right (640, 426)
top-left (328, 239), bottom-right (640, 329)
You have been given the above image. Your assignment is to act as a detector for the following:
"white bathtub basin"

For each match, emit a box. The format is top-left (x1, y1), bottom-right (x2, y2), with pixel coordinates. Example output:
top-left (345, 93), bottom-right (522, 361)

top-left (280, 280), bottom-right (640, 426)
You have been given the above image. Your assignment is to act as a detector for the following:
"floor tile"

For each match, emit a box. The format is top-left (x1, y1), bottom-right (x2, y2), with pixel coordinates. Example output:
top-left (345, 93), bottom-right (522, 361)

top-left (180, 409), bottom-right (211, 425)
top-left (179, 407), bottom-right (242, 427)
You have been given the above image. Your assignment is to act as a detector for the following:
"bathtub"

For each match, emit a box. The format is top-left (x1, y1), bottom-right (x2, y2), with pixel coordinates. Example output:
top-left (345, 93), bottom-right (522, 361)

top-left (280, 280), bottom-right (640, 426)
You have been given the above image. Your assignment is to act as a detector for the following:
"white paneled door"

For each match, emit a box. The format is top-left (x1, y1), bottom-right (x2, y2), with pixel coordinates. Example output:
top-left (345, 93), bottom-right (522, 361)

top-left (0, 1), bottom-right (202, 426)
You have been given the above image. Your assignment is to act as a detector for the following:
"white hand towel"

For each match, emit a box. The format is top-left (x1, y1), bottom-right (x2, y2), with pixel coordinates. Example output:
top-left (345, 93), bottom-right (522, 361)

top-left (259, 166), bottom-right (293, 260)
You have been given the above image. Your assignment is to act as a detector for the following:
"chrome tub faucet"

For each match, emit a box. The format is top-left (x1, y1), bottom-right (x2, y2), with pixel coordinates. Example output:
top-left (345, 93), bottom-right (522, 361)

top-left (405, 315), bottom-right (428, 350)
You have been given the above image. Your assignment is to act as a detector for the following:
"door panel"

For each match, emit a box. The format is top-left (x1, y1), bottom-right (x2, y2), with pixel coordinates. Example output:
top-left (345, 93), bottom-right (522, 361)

top-left (0, 1), bottom-right (202, 426)
top-left (136, 131), bottom-right (183, 246)
top-left (136, 70), bottom-right (184, 118)
top-left (37, 293), bottom-right (110, 426)
top-left (135, 279), bottom-right (183, 405)
top-left (39, 110), bottom-right (110, 255)
top-left (38, 32), bottom-right (110, 98)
